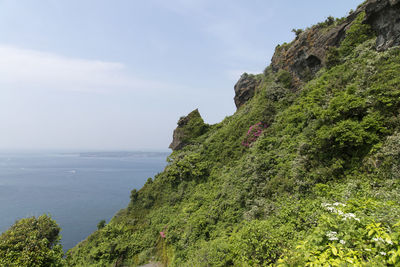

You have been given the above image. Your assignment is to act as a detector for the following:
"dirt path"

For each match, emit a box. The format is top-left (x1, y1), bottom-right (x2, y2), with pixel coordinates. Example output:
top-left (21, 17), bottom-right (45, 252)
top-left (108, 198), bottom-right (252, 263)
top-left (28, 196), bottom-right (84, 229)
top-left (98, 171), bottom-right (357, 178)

top-left (138, 262), bottom-right (163, 267)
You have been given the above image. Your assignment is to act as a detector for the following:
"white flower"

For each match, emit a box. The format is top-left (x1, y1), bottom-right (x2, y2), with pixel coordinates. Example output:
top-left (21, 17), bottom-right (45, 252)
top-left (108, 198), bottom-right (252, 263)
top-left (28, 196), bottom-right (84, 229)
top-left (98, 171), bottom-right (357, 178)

top-left (341, 213), bottom-right (359, 221)
top-left (380, 252), bottom-right (387, 256)
top-left (372, 237), bottom-right (384, 243)
top-left (326, 206), bottom-right (337, 213)
top-left (339, 239), bottom-right (346, 245)
top-left (333, 202), bottom-right (346, 207)
top-left (326, 231), bottom-right (339, 241)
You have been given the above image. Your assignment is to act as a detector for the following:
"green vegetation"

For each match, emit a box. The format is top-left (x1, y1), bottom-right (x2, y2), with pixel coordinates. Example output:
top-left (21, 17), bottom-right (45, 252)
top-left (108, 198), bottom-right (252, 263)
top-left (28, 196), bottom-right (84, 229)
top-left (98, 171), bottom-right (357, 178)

top-left (3, 8), bottom-right (400, 267)
top-left (178, 109), bottom-right (209, 144)
top-left (97, 220), bottom-right (106, 230)
top-left (170, 109), bottom-right (209, 150)
top-left (0, 215), bottom-right (64, 266)
top-left (64, 11), bottom-right (400, 266)
top-left (291, 28), bottom-right (303, 38)
top-left (275, 69), bottom-right (293, 89)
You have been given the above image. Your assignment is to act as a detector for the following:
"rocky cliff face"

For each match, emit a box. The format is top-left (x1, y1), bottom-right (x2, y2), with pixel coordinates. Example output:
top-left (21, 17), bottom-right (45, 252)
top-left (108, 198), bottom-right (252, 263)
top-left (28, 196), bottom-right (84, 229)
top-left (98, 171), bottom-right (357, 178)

top-left (270, 9), bottom-right (363, 88)
top-left (270, 0), bottom-right (400, 87)
top-left (169, 109), bottom-right (208, 151)
top-left (233, 73), bottom-right (261, 109)
top-left (365, 0), bottom-right (400, 51)
top-left (232, 0), bottom-right (400, 109)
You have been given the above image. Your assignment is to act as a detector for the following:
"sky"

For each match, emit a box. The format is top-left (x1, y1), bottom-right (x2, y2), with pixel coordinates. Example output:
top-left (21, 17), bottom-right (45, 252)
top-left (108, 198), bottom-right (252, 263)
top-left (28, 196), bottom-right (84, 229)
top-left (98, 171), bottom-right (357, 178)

top-left (0, 0), bottom-right (362, 151)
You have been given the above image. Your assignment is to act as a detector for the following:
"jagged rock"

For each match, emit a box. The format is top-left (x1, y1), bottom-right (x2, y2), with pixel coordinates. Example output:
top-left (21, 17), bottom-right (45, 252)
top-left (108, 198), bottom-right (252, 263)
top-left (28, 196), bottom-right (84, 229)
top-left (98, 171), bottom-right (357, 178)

top-left (364, 0), bottom-right (400, 51)
top-left (270, 9), bottom-right (363, 88)
top-left (270, 0), bottom-right (400, 88)
top-left (169, 109), bottom-right (208, 151)
top-left (234, 73), bottom-right (261, 109)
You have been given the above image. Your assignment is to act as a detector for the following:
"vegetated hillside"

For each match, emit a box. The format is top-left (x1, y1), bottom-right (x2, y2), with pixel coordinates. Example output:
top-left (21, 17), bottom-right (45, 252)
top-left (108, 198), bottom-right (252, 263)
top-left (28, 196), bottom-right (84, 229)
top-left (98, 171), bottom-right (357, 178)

top-left (67, 1), bottom-right (400, 266)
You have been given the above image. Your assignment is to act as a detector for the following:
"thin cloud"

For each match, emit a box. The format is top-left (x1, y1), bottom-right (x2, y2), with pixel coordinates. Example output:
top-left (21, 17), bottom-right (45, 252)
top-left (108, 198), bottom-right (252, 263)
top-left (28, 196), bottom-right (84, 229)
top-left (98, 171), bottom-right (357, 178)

top-left (0, 45), bottom-right (164, 93)
top-left (157, 0), bottom-right (274, 64)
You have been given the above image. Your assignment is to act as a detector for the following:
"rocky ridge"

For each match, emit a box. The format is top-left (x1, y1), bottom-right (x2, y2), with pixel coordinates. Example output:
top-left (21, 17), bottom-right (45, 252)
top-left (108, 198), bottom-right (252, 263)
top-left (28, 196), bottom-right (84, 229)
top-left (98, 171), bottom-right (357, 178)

top-left (233, 0), bottom-right (400, 107)
top-left (169, 109), bottom-right (208, 151)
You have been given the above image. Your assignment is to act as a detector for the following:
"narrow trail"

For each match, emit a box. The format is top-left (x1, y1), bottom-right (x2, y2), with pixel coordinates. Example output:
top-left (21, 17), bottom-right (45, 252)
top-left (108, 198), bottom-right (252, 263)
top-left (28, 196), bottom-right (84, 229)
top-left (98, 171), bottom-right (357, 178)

top-left (138, 262), bottom-right (163, 267)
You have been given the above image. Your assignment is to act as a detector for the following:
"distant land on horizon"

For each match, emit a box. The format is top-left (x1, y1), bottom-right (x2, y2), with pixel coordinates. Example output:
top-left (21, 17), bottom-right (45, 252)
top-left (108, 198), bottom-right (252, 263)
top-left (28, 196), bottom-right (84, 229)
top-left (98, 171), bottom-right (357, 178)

top-left (78, 151), bottom-right (170, 158)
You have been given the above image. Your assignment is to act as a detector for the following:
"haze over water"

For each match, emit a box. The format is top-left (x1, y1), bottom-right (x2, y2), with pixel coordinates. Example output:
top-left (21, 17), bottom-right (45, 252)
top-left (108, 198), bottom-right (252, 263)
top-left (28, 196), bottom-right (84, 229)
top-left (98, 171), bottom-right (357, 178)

top-left (0, 151), bottom-right (168, 251)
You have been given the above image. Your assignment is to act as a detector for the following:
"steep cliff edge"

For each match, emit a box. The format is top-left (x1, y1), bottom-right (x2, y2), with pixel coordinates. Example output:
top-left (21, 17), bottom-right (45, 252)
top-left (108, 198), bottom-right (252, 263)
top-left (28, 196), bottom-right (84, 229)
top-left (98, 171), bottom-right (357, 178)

top-left (267, 0), bottom-right (400, 90)
top-left (365, 0), bottom-right (400, 50)
top-left (233, 73), bottom-right (262, 109)
top-left (233, 0), bottom-right (400, 109)
top-left (67, 1), bottom-right (400, 266)
top-left (169, 109), bottom-right (208, 151)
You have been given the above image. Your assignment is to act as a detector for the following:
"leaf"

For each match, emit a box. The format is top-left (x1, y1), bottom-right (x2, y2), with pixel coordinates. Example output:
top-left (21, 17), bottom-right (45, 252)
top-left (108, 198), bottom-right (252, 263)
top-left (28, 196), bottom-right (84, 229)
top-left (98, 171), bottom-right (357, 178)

top-left (368, 229), bottom-right (374, 237)
top-left (332, 246), bottom-right (338, 256)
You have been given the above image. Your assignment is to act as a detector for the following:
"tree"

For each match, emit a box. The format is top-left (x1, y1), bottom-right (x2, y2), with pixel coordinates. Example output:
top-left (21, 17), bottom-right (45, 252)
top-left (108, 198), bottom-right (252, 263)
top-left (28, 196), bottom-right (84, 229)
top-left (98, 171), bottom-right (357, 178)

top-left (0, 214), bottom-right (64, 266)
top-left (97, 219), bottom-right (106, 230)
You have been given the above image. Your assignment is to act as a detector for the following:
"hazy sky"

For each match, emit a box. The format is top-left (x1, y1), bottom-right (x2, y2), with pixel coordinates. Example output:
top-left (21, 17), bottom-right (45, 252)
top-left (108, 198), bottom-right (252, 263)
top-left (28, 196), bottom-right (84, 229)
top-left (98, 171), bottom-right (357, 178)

top-left (0, 0), bottom-right (362, 151)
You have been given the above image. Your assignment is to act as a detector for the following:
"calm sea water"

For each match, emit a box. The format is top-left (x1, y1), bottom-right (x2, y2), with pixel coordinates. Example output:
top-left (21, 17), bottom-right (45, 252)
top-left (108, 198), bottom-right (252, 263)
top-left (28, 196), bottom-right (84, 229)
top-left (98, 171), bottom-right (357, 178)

top-left (0, 151), bottom-right (168, 251)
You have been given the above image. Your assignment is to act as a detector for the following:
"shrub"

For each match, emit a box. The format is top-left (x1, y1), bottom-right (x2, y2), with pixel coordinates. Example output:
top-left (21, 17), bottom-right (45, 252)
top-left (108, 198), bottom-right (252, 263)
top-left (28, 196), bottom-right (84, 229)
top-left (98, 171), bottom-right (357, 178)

top-left (276, 69), bottom-right (293, 89)
top-left (97, 220), bottom-right (106, 230)
top-left (242, 122), bottom-right (268, 147)
top-left (165, 152), bottom-right (209, 184)
top-left (231, 220), bottom-right (284, 266)
top-left (291, 28), bottom-right (303, 38)
top-left (339, 12), bottom-right (373, 57)
top-left (278, 200), bottom-right (400, 266)
top-left (325, 47), bottom-right (341, 68)
top-left (0, 215), bottom-right (64, 266)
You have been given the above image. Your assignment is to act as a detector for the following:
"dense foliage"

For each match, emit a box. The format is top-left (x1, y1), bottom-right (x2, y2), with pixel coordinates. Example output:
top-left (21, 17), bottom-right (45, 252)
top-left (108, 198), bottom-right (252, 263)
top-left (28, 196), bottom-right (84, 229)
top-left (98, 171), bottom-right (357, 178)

top-left (62, 10), bottom-right (400, 266)
top-left (64, 11), bottom-right (400, 266)
top-left (0, 215), bottom-right (64, 266)
top-left (2, 7), bottom-right (398, 266)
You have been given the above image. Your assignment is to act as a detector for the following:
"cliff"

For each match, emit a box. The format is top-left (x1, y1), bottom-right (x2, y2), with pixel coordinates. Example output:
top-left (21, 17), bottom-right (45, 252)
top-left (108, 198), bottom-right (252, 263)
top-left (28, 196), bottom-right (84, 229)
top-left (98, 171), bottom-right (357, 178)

top-left (66, 1), bottom-right (400, 266)
top-left (169, 109), bottom-right (208, 151)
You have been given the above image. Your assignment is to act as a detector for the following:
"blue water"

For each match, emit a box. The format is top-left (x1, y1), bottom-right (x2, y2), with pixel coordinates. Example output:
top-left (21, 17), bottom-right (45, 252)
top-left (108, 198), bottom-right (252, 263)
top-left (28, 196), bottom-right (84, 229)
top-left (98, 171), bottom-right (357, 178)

top-left (0, 152), bottom-right (168, 251)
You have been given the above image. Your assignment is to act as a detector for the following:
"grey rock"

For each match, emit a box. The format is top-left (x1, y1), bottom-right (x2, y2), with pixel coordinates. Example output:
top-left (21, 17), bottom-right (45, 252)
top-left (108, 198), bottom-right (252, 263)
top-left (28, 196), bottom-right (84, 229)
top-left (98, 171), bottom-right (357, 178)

top-left (270, 0), bottom-right (400, 88)
top-left (364, 0), bottom-right (400, 51)
top-left (270, 9), bottom-right (361, 87)
top-left (169, 109), bottom-right (207, 151)
top-left (234, 73), bottom-right (261, 109)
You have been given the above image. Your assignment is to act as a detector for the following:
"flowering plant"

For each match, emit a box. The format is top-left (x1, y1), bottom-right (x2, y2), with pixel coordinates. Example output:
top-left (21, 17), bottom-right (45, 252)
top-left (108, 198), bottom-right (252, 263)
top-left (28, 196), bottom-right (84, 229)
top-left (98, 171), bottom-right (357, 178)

top-left (242, 122), bottom-right (268, 147)
top-left (159, 231), bottom-right (166, 238)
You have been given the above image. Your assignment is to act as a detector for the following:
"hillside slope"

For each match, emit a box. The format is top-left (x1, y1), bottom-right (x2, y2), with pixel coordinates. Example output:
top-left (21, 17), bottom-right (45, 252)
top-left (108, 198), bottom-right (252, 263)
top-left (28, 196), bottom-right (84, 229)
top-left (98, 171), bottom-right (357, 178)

top-left (67, 1), bottom-right (400, 266)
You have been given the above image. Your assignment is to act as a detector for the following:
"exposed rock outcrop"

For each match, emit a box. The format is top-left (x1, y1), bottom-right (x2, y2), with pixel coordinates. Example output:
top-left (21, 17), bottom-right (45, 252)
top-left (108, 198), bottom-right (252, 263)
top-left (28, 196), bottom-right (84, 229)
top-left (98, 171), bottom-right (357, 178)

top-left (270, 9), bottom-right (363, 88)
top-left (169, 109), bottom-right (208, 151)
top-left (270, 0), bottom-right (400, 87)
top-left (364, 0), bottom-right (400, 51)
top-left (234, 73), bottom-right (261, 109)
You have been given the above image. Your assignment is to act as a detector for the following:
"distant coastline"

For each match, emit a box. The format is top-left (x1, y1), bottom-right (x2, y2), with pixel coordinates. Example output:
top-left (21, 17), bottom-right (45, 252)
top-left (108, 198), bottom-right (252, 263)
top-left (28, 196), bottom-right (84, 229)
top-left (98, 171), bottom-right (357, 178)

top-left (78, 151), bottom-right (170, 158)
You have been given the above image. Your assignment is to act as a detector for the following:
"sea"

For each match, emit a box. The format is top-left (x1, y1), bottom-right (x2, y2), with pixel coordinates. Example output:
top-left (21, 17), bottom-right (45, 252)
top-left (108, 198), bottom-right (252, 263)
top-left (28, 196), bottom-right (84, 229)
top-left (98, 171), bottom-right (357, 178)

top-left (0, 151), bottom-right (169, 251)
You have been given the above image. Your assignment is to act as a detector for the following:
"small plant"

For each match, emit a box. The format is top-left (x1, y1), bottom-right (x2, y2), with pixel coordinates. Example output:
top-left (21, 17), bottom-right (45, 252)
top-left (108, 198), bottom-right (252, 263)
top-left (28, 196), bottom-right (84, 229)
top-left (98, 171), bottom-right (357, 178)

top-left (325, 16), bottom-right (335, 25)
top-left (159, 231), bottom-right (166, 238)
top-left (291, 28), bottom-right (303, 38)
top-left (97, 219), bottom-right (106, 230)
